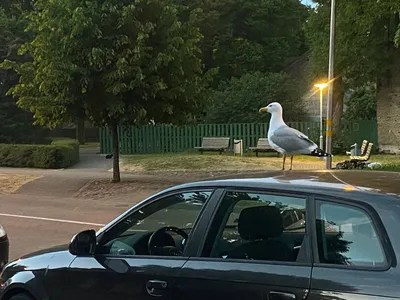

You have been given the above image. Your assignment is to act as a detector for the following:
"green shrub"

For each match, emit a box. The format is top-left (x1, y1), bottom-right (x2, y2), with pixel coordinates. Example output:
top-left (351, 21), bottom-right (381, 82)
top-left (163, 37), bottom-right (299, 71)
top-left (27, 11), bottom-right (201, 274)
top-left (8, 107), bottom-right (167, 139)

top-left (0, 139), bottom-right (79, 169)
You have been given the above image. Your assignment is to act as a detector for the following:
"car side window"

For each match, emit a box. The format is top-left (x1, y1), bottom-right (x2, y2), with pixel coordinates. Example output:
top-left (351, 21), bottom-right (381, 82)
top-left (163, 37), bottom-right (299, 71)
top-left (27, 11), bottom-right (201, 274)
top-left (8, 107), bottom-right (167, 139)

top-left (97, 190), bottom-right (213, 257)
top-left (202, 191), bottom-right (307, 263)
top-left (316, 201), bottom-right (387, 268)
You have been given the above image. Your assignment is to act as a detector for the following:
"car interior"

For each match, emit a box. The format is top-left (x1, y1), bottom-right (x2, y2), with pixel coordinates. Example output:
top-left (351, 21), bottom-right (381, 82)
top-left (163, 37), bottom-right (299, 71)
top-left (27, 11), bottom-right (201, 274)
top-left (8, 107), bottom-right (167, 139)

top-left (96, 192), bottom-right (207, 257)
top-left (98, 228), bottom-right (190, 256)
top-left (206, 195), bottom-right (307, 262)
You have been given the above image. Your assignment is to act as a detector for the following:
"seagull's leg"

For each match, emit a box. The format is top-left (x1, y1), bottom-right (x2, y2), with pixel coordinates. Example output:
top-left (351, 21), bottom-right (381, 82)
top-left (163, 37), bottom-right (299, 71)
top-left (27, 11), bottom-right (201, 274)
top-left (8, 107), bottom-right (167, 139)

top-left (290, 155), bottom-right (294, 170)
top-left (282, 155), bottom-right (286, 170)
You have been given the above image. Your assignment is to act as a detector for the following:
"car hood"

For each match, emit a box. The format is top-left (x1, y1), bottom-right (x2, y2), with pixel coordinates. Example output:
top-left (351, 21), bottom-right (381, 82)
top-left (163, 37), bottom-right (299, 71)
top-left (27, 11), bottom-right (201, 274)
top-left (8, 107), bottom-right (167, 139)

top-left (19, 244), bottom-right (69, 260)
top-left (4, 244), bottom-right (73, 276)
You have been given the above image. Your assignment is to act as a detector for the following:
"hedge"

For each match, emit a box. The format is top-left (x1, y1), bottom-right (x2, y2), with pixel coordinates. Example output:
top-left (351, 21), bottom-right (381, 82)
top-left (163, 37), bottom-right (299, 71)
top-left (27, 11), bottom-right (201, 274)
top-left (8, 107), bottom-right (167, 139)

top-left (0, 138), bottom-right (80, 169)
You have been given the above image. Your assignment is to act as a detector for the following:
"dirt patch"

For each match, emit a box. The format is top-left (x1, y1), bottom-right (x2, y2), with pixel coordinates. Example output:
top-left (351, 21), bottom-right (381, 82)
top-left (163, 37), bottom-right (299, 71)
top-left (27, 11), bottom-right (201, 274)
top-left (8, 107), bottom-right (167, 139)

top-left (75, 179), bottom-right (175, 200)
top-left (75, 170), bottom-right (263, 200)
top-left (0, 173), bottom-right (40, 194)
top-left (80, 162), bottom-right (329, 200)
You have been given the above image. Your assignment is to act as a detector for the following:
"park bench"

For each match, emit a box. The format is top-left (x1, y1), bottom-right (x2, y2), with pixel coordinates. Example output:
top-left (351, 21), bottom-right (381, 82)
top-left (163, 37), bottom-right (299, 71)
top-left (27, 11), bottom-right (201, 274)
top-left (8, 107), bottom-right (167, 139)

top-left (336, 142), bottom-right (374, 169)
top-left (194, 137), bottom-right (230, 154)
top-left (346, 139), bottom-right (368, 157)
top-left (249, 138), bottom-right (278, 157)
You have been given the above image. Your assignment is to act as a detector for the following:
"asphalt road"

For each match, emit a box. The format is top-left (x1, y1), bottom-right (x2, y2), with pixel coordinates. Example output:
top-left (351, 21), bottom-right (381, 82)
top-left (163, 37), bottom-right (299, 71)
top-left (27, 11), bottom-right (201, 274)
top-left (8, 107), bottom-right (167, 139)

top-left (0, 193), bottom-right (147, 260)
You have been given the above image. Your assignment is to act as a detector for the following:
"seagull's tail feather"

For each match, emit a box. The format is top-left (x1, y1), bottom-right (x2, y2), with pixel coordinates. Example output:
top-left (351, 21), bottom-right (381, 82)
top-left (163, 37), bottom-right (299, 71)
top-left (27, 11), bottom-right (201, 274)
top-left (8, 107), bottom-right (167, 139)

top-left (309, 148), bottom-right (332, 157)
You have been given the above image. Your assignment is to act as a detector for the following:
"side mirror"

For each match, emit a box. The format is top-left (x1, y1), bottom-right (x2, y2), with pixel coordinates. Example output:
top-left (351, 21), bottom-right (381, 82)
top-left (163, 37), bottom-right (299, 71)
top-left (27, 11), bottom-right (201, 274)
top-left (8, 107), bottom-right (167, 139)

top-left (69, 229), bottom-right (96, 256)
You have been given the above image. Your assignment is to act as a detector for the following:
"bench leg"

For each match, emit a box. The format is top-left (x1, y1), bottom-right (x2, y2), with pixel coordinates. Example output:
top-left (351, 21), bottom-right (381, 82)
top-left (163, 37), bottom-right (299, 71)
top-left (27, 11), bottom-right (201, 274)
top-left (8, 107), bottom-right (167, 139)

top-left (256, 151), bottom-right (259, 157)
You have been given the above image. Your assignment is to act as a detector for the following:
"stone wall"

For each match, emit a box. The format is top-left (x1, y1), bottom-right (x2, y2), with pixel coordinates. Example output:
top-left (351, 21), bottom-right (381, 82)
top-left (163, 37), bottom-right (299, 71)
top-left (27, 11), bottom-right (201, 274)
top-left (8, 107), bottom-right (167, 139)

top-left (377, 50), bottom-right (400, 154)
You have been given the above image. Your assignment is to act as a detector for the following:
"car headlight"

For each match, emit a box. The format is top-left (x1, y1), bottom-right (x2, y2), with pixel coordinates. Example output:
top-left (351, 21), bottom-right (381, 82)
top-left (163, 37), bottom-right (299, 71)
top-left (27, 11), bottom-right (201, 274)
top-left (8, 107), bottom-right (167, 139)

top-left (0, 225), bottom-right (6, 238)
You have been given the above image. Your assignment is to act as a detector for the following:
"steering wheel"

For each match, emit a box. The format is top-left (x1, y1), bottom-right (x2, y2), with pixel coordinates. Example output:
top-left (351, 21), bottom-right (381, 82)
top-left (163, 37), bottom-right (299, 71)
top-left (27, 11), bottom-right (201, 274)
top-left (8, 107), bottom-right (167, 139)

top-left (148, 226), bottom-right (189, 256)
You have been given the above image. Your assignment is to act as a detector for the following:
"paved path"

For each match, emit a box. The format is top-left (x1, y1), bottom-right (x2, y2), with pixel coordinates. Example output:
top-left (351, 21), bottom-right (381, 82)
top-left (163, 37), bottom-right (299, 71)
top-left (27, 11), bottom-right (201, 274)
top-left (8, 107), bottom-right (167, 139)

top-left (11, 148), bottom-right (112, 197)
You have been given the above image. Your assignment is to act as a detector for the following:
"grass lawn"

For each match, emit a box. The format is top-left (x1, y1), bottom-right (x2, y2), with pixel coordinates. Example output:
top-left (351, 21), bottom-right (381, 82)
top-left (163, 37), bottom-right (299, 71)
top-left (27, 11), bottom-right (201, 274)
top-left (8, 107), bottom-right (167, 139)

top-left (49, 138), bottom-right (100, 149)
top-left (80, 142), bottom-right (100, 149)
top-left (119, 152), bottom-right (400, 173)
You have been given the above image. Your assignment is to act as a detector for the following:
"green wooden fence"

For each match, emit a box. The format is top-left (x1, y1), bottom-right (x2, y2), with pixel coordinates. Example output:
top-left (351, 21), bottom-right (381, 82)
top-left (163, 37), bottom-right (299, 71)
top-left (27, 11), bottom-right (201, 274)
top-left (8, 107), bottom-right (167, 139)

top-left (99, 120), bottom-right (378, 154)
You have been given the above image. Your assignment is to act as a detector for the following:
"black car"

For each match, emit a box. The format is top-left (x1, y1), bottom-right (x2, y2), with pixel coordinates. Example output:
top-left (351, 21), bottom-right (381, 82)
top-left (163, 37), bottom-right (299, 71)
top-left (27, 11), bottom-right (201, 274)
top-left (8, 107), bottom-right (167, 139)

top-left (1, 171), bottom-right (400, 300)
top-left (0, 225), bottom-right (9, 271)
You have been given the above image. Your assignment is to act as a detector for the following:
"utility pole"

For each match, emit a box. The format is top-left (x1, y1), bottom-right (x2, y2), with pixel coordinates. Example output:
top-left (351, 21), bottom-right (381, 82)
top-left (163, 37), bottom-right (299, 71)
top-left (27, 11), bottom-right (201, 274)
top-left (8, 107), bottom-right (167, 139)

top-left (326, 0), bottom-right (336, 169)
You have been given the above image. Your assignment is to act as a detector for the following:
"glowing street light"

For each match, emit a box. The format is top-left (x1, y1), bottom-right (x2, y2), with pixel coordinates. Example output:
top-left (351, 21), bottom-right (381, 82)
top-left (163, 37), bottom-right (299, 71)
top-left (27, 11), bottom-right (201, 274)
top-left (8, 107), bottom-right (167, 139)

top-left (314, 83), bottom-right (328, 150)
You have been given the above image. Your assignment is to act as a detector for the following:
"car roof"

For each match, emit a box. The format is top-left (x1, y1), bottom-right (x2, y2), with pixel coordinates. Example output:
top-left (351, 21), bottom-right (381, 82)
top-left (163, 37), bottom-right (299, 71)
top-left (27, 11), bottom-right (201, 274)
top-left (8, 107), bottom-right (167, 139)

top-left (97, 170), bottom-right (400, 239)
top-left (165, 170), bottom-right (400, 203)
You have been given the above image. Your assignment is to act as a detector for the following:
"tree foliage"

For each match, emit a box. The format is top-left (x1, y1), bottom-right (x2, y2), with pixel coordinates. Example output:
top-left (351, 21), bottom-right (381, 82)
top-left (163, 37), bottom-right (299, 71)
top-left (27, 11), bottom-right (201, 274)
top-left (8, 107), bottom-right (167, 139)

top-left (190, 0), bottom-right (309, 84)
top-left (0, 3), bottom-right (48, 144)
top-left (194, 0), bottom-right (309, 123)
top-left (205, 72), bottom-right (307, 124)
top-left (343, 85), bottom-right (377, 121)
top-left (306, 0), bottom-right (400, 86)
top-left (305, 0), bottom-right (400, 125)
top-left (2, 0), bottom-right (212, 181)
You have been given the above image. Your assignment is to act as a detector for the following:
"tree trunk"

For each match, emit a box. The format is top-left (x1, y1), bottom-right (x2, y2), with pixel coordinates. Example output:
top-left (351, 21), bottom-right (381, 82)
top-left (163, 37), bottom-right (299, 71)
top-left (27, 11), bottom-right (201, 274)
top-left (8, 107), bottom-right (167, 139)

top-left (76, 118), bottom-right (86, 145)
top-left (111, 123), bottom-right (121, 183)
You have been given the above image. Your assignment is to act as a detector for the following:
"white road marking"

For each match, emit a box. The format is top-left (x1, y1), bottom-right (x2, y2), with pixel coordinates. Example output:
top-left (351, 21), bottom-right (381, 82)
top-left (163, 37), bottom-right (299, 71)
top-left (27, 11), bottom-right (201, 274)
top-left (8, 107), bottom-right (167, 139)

top-left (0, 213), bottom-right (105, 227)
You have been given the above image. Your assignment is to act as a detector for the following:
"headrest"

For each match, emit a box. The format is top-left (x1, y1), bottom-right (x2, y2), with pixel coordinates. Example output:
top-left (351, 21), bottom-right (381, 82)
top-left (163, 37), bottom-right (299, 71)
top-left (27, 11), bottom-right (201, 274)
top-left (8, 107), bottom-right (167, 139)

top-left (238, 206), bottom-right (283, 240)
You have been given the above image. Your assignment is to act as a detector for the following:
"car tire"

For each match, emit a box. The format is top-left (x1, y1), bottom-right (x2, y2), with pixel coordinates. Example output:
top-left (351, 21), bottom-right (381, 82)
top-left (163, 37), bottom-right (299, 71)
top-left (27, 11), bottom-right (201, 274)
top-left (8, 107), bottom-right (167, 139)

top-left (9, 293), bottom-right (34, 300)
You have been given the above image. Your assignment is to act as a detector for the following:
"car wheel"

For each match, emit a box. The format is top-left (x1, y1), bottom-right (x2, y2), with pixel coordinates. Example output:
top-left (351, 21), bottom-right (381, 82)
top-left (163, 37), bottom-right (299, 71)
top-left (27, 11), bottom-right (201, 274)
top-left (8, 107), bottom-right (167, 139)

top-left (9, 293), bottom-right (34, 300)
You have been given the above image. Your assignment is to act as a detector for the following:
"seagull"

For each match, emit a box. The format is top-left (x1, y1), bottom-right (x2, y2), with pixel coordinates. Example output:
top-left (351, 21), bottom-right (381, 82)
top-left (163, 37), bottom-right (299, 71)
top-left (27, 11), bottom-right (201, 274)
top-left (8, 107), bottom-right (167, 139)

top-left (259, 102), bottom-right (331, 170)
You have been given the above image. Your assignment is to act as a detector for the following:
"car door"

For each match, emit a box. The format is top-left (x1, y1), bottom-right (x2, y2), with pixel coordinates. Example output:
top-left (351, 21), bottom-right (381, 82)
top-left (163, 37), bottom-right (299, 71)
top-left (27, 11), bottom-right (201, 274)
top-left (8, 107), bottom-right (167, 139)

top-left (174, 189), bottom-right (313, 300)
top-left (63, 188), bottom-right (218, 300)
top-left (308, 196), bottom-right (398, 300)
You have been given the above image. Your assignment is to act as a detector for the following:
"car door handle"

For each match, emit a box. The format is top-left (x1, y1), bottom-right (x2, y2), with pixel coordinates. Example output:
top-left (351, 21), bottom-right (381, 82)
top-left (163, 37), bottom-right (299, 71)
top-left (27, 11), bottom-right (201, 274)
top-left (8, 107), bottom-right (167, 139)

top-left (146, 280), bottom-right (168, 297)
top-left (268, 291), bottom-right (296, 300)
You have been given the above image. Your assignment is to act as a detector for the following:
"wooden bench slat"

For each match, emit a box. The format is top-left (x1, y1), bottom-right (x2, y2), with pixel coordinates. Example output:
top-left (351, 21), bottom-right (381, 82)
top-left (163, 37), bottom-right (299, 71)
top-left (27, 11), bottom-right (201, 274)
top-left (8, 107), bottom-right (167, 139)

top-left (350, 143), bottom-right (373, 161)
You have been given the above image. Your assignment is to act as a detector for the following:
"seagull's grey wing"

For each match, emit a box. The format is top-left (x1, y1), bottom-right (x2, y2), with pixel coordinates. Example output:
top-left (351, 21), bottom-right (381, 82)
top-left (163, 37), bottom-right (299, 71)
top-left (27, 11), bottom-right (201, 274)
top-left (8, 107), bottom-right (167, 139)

top-left (270, 126), bottom-right (317, 153)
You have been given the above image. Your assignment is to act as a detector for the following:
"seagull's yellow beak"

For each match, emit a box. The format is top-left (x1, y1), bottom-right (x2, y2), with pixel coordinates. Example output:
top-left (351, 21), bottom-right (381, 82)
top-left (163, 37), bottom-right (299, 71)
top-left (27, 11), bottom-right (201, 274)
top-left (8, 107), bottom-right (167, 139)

top-left (259, 107), bottom-right (268, 113)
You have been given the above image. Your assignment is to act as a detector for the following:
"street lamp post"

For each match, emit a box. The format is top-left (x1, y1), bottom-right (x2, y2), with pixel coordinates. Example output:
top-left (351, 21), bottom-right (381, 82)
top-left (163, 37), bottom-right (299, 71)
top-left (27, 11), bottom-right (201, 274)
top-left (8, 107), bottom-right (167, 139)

top-left (314, 83), bottom-right (328, 150)
top-left (326, 0), bottom-right (336, 169)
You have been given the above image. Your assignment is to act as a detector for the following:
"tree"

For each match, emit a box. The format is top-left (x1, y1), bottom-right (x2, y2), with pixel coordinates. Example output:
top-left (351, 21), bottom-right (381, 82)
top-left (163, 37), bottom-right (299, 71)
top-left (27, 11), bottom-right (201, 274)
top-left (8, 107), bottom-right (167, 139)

top-left (188, 0), bottom-right (309, 123)
top-left (205, 72), bottom-right (307, 124)
top-left (305, 0), bottom-right (400, 127)
top-left (3, 0), bottom-right (212, 182)
top-left (343, 84), bottom-right (377, 121)
top-left (0, 3), bottom-right (48, 144)
top-left (189, 0), bottom-right (309, 84)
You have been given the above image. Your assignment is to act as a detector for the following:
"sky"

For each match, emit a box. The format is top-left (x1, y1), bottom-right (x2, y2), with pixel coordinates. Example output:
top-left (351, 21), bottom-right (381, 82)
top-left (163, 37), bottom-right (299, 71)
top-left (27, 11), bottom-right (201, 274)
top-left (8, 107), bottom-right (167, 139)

top-left (301, 0), bottom-right (316, 7)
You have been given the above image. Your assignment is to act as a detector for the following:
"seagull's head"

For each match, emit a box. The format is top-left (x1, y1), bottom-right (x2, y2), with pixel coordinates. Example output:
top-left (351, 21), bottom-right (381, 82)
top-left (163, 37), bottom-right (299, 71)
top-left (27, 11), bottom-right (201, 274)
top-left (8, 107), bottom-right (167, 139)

top-left (259, 102), bottom-right (283, 115)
